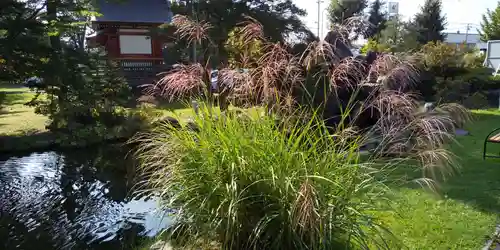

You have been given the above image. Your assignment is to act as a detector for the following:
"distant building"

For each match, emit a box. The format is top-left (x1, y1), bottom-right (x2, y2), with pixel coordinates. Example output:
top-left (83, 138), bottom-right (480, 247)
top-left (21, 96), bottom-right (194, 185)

top-left (444, 31), bottom-right (487, 51)
top-left (87, 0), bottom-right (173, 86)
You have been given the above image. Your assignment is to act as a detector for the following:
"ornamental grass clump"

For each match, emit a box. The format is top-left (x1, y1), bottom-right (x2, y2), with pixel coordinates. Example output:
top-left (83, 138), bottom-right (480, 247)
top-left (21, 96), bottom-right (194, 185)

top-left (135, 108), bottom-right (394, 249)
top-left (136, 15), bottom-right (471, 249)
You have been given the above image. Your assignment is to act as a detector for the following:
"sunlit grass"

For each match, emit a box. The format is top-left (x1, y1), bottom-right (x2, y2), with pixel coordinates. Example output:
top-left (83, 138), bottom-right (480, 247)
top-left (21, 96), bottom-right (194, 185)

top-left (376, 109), bottom-right (500, 249)
top-left (0, 85), bottom-right (48, 136)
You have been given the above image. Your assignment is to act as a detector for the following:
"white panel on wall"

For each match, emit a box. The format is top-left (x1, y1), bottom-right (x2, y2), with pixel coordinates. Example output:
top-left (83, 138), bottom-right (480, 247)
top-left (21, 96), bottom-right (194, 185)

top-left (488, 41), bottom-right (500, 58)
top-left (119, 35), bottom-right (152, 54)
top-left (484, 40), bottom-right (500, 72)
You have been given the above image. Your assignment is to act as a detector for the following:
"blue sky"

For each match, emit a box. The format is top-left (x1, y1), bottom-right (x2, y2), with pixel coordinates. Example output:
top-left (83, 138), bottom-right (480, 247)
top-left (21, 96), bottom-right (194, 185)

top-left (294, 0), bottom-right (499, 36)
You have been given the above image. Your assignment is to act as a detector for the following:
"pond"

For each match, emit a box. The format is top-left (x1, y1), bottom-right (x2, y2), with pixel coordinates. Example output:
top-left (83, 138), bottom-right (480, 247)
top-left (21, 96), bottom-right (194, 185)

top-left (0, 144), bottom-right (170, 250)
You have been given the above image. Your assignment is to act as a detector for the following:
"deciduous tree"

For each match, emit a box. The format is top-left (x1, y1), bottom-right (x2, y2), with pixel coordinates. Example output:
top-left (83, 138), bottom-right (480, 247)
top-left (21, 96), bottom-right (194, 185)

top-left (479, 1), bottom-right (500, 41)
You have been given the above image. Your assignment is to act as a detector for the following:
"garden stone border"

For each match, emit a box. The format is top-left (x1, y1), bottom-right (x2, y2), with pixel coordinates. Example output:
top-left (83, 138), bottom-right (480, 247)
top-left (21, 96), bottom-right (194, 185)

top-left (483, 224), bottom-right (500, 250)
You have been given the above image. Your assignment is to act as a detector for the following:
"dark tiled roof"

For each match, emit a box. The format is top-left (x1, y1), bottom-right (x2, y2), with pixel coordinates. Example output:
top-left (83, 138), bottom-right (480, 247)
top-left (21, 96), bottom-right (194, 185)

top-left (94, 0), bottom-right (172, 23)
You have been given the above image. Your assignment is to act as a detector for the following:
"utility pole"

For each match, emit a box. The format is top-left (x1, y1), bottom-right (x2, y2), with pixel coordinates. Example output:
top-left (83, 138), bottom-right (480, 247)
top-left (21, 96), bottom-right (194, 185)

top-left (465, 23), bottom-right (471, 45)
top-left (317, 0), bottom-right (321, 38)
top-left (320, 9), bottom-right (326, 38)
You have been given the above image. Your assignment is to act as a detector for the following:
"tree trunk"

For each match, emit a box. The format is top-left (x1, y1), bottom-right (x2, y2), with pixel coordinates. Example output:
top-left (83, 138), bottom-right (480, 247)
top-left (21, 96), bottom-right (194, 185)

top-left (46, 0), bottom-right (66, 114)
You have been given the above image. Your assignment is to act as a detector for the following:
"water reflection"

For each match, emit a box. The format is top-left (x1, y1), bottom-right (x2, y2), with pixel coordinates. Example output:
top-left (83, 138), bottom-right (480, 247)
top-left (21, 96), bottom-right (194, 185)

top-left (0, 145), bottom-right (169, 250)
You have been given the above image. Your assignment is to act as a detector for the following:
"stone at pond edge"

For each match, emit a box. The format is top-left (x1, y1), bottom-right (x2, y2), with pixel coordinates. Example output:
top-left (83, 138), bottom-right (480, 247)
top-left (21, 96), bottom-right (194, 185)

top-left (455, 128), bottom-right (469, 136)
top-left (150, 240), bottom-right (173, 250)
top-left (153, 116), bottom-right (182, 129)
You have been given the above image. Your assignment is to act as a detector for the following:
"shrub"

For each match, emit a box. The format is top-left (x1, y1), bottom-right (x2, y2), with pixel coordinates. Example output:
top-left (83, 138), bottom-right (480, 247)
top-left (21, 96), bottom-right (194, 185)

top-left (137, 16), bottom-right (471, 249)
top-left (486, 74), bottom-right (500, 91)
top-left (134, 100), bottom-right (468, 249)
top-left (359, 38), bottom-right (391, 55)
top-left (419, 41), bottom-right (468, 78)
top-left (434, 78), bottom-right (467, 103)
top-left (463, 92), bottom-right (489, 109)
top-left (28, 47), bottom-right (133, 144)
top-left (135, 109), bottom-right (394, 249)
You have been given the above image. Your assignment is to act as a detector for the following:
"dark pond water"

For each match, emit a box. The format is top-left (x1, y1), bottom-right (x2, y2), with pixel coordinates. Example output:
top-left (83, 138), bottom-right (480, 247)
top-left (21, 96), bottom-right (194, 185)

top-left (0, 144), bottom-right (170, 250)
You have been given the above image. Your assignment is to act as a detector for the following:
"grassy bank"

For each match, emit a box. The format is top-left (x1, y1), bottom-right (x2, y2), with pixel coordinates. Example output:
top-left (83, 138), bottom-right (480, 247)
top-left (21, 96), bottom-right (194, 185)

top-left (0, 84), bottom-right (197, 152)
top-left (0, 85), bottom-right (52, 152)
top-left (0, 84), bottom-right (253, 152)
top-left (377, 109), bottom-right (500, 249)
top-left (0, 85), bottom-right (48, 135)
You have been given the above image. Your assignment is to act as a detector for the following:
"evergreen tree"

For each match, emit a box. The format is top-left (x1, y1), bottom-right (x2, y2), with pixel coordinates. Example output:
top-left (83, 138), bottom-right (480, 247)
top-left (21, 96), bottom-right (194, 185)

top-left (479, 1), bottom-right (500, 41)
top-left (365, 0), bottom-right (387, 40)
top-left (328, 0), bottom-right (368, 25)
top-left (414, 0), bottom-right (446, 44)
top-left (0, 0), bottom-right (50, 81)
top-left (2, 0), bottom-right (132, 139)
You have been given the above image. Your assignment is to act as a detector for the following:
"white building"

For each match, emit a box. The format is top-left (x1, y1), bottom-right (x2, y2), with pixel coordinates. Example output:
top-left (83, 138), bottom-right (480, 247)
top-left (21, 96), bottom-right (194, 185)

top-left (444, 32), bottom-right (487, 51)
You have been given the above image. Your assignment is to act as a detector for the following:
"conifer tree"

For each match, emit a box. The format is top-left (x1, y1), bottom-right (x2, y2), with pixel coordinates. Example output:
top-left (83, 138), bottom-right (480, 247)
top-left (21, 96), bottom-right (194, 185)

top-left (365, 0), bottom-right (387, 40)
top-left (328, 0), bottom-right (368, 25)
top-left (414, 0), bottom-right (446, 44)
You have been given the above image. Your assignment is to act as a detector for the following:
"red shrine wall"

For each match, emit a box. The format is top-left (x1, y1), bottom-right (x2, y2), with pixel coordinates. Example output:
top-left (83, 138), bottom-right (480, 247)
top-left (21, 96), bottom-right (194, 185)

top-left (91, 22), bottom-right (164, 63)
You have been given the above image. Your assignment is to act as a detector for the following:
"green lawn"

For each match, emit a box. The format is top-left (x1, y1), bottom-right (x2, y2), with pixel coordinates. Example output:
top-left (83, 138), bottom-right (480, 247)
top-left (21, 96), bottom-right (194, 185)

top-left (0, 85), bottom-right (48, 136)
top-left (379, 109), bottom-right (500, 249)
top-left (0, 84), bottom-right (196, 136)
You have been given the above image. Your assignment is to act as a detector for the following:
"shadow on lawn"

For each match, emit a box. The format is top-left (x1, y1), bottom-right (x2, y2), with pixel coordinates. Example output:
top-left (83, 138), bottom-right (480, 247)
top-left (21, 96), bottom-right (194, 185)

top-left (0, 110), bottom-right (25, 117)
top-left (0, 91), bottom-right (33, 106)
top-left (387, 111), bottom-right (500, 214)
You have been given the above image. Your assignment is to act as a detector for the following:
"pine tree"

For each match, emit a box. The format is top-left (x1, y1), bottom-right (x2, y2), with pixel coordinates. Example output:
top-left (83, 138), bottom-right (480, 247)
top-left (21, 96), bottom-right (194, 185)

top-left (414, 0), bottom-right (446, 44)
top-left (479, 1), bottom-right (500, 42)
top-left (0, 0), bottom-right (50, 81)
top-left (328, 0), bottom-right (368, 25)
top-left (365, 0), bottom-right (387, 40)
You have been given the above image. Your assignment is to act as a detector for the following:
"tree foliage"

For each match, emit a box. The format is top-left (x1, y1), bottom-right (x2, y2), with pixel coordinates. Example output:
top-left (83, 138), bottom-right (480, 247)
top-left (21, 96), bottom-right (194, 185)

top-left (378, 16), bottom-right (419, 52)
top-left (365, 0), bottom-right (387, 40)
top-left (169, 0), bottom-right (313, 66)
top-left (419, 41), bottom-right (470, 78)
top-left (225, 24), bottom-right (264, 68)
top-left (1, 0), bottom-right (133, 142)
top-left (0, 0), bottom-right (50, 81)
top-left (415, 41), bottom-right (492, 102)
top-left (413, 0), bottom-right (446, 44)
top-left (359, 38), bottom-right (391, 54)
top-left (328, 0), bottom-right (367, 25)
top-left (479, 1), bottom-right (500, 42)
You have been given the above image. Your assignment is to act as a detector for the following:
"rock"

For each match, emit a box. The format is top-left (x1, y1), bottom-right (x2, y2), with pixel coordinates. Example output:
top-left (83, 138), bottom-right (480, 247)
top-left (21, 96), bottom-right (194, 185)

top-left (455, 128), bottom-right (469, 136)
top-left (191, 100), bottom-right (199, 115)
top-left (424, 102), bottom-right (434, 113)
top-left (323, 31), bottom-right (353, 60)
top-left (150, 240), bottom-right (173, 250)
top-left (185, 120), bottom-right (199, 132)
top-left (154, 116), bottom-right (181, 129)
